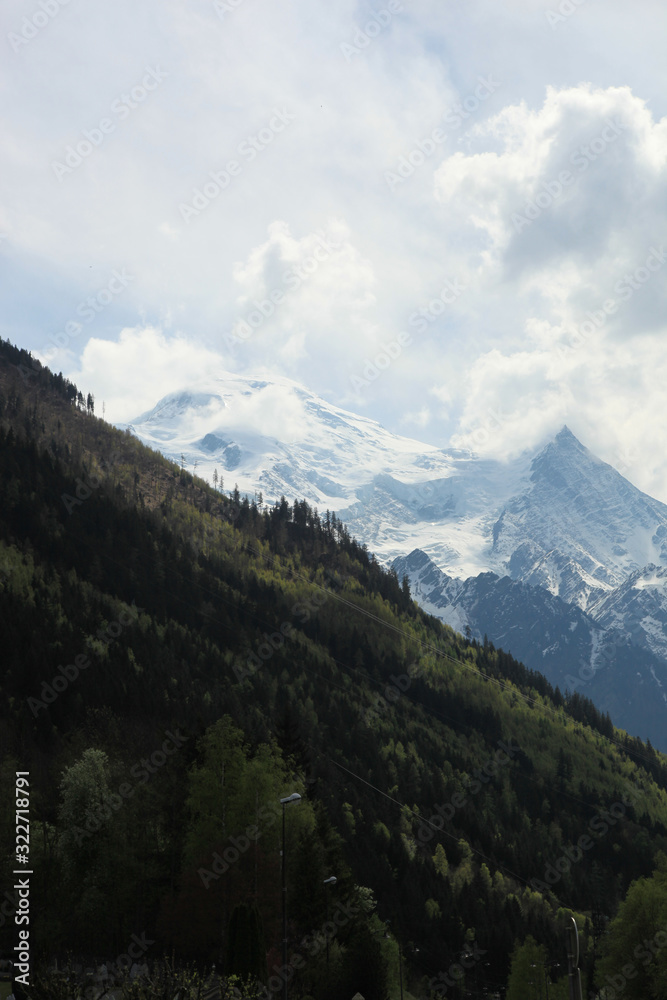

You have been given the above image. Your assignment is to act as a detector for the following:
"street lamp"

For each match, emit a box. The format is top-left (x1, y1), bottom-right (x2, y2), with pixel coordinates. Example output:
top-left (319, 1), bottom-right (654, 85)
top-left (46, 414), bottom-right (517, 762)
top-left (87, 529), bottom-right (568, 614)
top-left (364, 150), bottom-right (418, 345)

top-left (566, 917), bottom-right (583, 1000)
top-left (279, 792), bottom-right (301, 1000)
top-left (323, 876), bottom-right (337, 971)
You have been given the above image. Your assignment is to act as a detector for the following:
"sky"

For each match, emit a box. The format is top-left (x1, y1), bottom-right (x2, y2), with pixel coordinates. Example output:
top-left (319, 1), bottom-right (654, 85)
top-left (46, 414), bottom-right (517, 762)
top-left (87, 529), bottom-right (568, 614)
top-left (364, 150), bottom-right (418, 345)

top-left (2, 0), bottom-right (667, 499)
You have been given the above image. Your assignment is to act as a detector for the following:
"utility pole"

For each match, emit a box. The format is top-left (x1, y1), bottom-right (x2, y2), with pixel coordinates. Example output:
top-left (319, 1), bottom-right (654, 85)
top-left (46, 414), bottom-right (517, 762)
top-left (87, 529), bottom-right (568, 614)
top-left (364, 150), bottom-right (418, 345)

top-left (279, 793), bottom-right (301, 1000)
top-left (323, 876), bottom-right (337, 971)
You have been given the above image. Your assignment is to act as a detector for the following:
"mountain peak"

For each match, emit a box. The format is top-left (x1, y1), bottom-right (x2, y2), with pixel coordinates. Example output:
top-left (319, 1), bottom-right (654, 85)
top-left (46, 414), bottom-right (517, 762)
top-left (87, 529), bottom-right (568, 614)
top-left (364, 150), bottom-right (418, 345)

top-left (529, 426), bottom-right (591, 480)
top-left (554, 425), bottom-right (585, 449)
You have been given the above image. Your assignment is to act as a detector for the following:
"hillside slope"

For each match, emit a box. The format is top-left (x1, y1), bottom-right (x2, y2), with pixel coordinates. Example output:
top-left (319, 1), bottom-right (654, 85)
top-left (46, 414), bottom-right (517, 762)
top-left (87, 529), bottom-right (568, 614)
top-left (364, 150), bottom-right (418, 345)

top-left (121, 377), bottom-right (667, 749)
top-left (2, 340), bottom-right (667, 998)
top-left (393, 548), bottom-right (667, 750)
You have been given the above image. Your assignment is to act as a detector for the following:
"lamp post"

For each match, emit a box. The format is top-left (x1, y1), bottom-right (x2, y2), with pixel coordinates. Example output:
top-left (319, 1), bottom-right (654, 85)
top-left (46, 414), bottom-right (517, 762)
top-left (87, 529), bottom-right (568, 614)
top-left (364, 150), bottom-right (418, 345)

top-left (323, 876), bottom-right (337, 971)
top-left (279, 792), bottom-right (301, 1000)
top-left (566, 917), bottom-right (583, 1000)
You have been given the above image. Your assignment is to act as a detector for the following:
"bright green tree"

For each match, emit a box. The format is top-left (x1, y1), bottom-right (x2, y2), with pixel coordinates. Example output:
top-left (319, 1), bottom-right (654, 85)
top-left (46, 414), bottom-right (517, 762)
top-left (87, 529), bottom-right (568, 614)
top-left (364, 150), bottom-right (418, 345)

top-left (176, 716), bottom-right (311, 965)
top-left (506, 936), bottom-right (548, 1000)
top-left (57, 748), bottom-right (129, 950)
top-left (597, 858), bottom-right (667, 1000)
top-left (433, 842), bottom-right (449, 879)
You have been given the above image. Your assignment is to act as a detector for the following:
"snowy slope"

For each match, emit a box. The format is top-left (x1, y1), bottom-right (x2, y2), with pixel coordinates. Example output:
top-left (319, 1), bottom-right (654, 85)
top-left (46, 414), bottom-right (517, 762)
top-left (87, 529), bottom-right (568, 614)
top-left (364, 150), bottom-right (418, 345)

top-left (492, 428), bottom-right (667, 608)
top-left (590, 565), bottom-right (667, 664)
top-left (122, 374), bottom-right (667, 618)
top-left (122, 372), bottom-right (667, 746)
top-left (121, 372), bottom-right (538, 575)
top-left (393, 549), bottom-right (667, 749)
top-left (122, 373), bottom-right (458, 510)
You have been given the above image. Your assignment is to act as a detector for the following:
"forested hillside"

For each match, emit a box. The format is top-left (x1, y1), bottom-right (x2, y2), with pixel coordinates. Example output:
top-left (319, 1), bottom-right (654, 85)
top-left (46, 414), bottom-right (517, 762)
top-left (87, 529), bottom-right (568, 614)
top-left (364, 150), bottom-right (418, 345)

top-left (1, 339), bottom-right (667, 999)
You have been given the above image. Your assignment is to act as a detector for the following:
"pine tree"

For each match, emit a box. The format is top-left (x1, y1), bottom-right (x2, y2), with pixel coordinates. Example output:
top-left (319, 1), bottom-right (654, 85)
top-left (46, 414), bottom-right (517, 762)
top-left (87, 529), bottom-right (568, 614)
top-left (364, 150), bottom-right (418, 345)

top-left (433, 842), bottom-right (449, 879)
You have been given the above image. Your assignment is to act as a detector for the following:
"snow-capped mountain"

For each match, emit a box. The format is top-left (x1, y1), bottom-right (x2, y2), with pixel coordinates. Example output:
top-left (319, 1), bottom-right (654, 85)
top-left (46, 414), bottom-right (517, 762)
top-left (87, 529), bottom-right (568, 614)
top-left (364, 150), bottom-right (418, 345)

top-left (121, 372), bottom-right (667, 747)
top-left (121, 372), bottom-right (550, 576)
top-left (121, 373), bottom-right (461, 512)
top-left (490, 427), bottom-right (667, 608)
top-left (590, 565), bottom-right (667, 663)
top-left (392, 548), bottom-right (667, 749)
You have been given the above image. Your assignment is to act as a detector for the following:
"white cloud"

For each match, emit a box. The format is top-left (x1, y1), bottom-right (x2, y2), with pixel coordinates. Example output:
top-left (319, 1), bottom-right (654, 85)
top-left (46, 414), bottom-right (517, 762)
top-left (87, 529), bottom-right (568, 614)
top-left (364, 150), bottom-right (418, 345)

top-left (67, 326), bottom-right (222, 423)
top-left (225, 219), bottom-right (379, 372)
top-left (433, 83), bottom-right (667, 334)
top-left (401, 406), bottom-right (432, 429)
top-left (447, 331), bottom-right (667, 502)
top-left (4, 0), bottom-right (667, 502)
top-left (426, 82), bottom-right (667, 497)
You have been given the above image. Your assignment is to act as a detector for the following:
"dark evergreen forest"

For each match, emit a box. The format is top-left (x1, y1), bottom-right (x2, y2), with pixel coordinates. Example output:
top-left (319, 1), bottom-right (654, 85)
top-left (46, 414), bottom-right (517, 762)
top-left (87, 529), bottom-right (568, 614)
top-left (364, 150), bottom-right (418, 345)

top-left (1, 339), bottom-right (667, 999)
